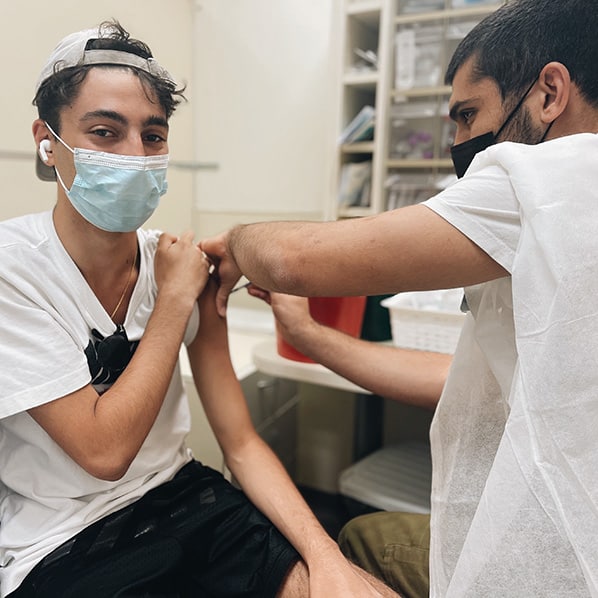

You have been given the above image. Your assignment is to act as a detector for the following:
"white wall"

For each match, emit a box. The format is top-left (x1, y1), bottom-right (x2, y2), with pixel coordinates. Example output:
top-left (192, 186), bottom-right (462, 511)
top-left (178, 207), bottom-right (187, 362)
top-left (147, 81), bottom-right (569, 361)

top-left (190, 0), bottom-right (340, 240)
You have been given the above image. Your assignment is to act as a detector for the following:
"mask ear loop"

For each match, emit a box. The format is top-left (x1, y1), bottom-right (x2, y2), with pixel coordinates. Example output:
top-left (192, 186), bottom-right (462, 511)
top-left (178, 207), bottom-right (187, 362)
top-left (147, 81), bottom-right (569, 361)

top-left (539, 119), bottom-right (555, 143)
top-left (495, 78), bottom-right (539, 141)
top-left (44, 121), bottom-right (75, 153)
top-left (44, 122), bottom-right (75, 194)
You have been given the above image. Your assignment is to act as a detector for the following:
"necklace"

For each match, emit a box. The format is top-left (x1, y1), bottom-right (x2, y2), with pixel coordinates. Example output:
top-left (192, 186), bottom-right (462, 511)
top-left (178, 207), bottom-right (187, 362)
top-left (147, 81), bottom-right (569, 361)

top-left (109, 249), bottom-right (138, 320)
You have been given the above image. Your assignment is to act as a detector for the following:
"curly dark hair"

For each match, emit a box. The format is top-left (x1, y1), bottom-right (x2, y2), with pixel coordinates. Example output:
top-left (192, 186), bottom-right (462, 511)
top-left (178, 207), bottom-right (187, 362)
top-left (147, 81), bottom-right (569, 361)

top-left (33, 20), bottom-right (186, 134)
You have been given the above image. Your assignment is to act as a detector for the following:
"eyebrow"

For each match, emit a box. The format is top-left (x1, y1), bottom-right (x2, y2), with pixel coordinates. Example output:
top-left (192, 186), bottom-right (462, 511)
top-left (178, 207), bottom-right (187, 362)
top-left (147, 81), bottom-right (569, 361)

top-left (80, 110), bottom-right (169, 130)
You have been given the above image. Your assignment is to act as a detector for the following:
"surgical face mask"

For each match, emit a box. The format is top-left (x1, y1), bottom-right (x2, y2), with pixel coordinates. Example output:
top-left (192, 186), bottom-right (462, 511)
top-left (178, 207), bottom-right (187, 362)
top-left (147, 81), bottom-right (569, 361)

top-left (450, 78), bottom-right (550, 178)
top-left (46, 123), bottom-right (168, 232)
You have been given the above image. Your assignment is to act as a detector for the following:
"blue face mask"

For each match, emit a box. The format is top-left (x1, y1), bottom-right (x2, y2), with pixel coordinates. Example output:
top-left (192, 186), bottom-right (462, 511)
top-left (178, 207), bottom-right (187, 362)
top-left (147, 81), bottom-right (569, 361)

top-left (46, 123), bottom-right (168, 232)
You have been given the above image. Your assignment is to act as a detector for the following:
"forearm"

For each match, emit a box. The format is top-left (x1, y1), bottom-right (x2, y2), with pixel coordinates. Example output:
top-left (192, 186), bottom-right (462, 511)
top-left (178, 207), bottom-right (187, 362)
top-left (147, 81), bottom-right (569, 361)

top-left (188, 300), bottom-right (340, 562)
top-left (288, 320), bottom-right (449, 410)
top-left (229, 434), bottom-right (342, 562)
top-left (30, 290), bottom-right (196, 480)
top-left (226, 218), bottom-right (390, 296)
top-left (91, 291), bottom-right (196, 469)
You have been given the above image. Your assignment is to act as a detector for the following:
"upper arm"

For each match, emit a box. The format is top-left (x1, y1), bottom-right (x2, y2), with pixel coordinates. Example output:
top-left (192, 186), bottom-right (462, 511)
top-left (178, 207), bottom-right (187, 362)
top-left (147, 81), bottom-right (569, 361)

top-left (28, 384), bottom-right (108, 474)
top-left (371, 203), bottom-right (509, 292)
top-left (186, 281), bottom-right (259, 455)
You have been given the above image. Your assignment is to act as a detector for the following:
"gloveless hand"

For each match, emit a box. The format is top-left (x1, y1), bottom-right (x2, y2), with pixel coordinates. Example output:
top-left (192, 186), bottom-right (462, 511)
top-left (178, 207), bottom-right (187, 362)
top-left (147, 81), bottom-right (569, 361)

top-left (155, 231), bottom-right (211, 308)
top-left (199, 231), bottom-right (242, 317)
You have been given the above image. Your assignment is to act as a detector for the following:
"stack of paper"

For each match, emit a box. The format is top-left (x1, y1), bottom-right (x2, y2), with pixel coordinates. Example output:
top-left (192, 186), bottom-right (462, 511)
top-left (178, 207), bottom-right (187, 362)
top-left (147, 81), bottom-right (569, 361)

top-left (338, 106), bottom-right (375, 144)
top-left (338, 161), bottom-right (372, 207)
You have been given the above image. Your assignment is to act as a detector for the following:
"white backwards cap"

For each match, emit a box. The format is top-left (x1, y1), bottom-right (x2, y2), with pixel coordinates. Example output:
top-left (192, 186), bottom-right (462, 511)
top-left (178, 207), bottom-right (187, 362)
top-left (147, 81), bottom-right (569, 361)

top-left (35, 24), bottom-right (174, 182)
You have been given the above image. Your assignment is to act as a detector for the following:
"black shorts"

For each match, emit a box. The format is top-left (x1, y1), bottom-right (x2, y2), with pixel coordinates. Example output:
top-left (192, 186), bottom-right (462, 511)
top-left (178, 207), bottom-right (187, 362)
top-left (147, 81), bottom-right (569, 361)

top-left (9, 461), bottom-right (300, 598)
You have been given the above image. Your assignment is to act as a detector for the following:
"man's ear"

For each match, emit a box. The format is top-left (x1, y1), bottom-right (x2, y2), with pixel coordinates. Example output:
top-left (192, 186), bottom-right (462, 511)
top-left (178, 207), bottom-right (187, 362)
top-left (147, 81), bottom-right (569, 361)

top-left (32, 119), bottom-right (54, 166)
top-left (537, 62), bottom-right (570, 124)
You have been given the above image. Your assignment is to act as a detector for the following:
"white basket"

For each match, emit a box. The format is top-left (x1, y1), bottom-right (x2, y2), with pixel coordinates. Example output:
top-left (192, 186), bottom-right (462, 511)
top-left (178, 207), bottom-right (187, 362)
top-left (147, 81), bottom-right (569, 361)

top-left (381, 290), bottom-right (466, 354)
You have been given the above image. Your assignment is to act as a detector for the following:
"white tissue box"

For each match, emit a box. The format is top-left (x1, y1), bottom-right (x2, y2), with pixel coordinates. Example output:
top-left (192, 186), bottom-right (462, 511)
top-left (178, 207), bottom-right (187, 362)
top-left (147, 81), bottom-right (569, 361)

top-left (381, 289), bottom-right (466, 354)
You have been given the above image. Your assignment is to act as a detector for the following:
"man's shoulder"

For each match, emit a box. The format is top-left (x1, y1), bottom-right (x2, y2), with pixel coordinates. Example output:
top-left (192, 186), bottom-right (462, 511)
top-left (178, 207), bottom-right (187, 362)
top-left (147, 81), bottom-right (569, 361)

top-left (0, 210), bottom-right (52, 247)
top-left (137, 227), bottom-right (162, 259)
top-left (486, 132), bottom-right (598, 165)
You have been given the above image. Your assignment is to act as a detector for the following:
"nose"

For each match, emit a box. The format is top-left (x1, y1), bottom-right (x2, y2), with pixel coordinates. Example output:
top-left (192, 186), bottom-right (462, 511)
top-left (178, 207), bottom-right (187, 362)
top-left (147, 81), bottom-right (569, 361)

top-left (122, 134), bottom-right (146, 156)
top-left (452, 126), bottom-right (469, 146)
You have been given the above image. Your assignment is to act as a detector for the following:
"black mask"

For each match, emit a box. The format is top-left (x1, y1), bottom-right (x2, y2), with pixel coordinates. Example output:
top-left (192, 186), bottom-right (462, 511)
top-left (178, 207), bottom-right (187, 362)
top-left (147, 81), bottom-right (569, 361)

top-left (450, 132), bottom-right (495, 178)
top-left (450, 78), bottom-right (541, 178)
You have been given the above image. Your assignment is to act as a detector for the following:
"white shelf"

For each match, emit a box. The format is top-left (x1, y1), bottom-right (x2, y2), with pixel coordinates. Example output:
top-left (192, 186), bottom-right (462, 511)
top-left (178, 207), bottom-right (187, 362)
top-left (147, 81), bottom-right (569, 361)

top-left (343, 71), bottom-right (379, 87)
top-left (392, 85), bottom-right (452, 99)
top-left (338, 205), bottom-right (376, 218)
top-left (341, 141), bottom-right (375, 154)
top-left (386, 158), bottom-right (453, 169)
top-left (395, 3), bottom-right (502, 25)
top-left (347, 0), bottom-right (383, 18)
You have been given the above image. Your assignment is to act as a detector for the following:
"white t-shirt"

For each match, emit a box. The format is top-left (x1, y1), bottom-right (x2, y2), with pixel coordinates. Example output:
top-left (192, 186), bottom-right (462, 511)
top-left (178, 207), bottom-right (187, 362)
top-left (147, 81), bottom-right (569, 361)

top-left (0, 211), bottom-right (198, 597)
top-left (423, 133), bottom-right (598, 597)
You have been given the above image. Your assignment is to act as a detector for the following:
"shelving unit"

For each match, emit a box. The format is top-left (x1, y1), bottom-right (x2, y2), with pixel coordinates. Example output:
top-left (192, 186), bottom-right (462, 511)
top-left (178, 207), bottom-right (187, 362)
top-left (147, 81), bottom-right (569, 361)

top-left (330, 0), bottom-right (504, 219)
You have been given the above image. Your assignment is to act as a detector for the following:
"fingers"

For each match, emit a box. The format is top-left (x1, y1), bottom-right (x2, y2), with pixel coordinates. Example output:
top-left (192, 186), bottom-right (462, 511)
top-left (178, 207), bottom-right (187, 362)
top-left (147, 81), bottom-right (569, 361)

top-left (198, 233), bottom-right (243, 317)
top-left (179, 230), bottom-right (196, 245)
top-left (157, 231), bottom-right (178, 249)
top-left (158, 230), bottom-right (197, 250)
top-left (246, 285), bottom-right (271, 304)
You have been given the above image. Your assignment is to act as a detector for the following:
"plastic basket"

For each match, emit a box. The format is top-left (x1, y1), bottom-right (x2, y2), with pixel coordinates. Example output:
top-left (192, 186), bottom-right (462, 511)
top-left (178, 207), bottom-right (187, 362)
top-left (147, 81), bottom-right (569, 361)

top-left (381, 289), bottom-right (465, 354)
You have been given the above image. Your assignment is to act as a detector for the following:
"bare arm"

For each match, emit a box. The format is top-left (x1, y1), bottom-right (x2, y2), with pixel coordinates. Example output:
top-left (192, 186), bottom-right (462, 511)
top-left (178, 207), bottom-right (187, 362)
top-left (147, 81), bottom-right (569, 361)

top-left (187, 279), bottom-right (399, 597)
top-left (28, 232), bottom-right (210, 481)
top-left (200, 204), bottom-right (507, 316)
top-left (251, 289), bottom-right (450, 410)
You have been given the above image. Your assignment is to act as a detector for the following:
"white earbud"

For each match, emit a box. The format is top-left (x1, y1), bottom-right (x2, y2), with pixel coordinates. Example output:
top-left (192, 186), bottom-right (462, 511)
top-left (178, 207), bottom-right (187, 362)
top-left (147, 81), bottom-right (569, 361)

top-left (38, 139), bottom-right (52, 163)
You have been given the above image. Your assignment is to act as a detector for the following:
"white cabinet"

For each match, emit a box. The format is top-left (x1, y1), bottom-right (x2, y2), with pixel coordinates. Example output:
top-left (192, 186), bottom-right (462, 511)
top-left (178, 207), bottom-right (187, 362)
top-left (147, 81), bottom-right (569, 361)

top-left (332, 0), bottom-right (395, 218)
top-left (332, 0), bottom-right (504, 218)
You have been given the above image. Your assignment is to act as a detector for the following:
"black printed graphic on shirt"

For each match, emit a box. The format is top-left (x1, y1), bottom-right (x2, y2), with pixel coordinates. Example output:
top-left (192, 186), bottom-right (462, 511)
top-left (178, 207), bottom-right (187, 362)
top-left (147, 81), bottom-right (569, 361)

top-left (84, 325), bottom-right (139, 393)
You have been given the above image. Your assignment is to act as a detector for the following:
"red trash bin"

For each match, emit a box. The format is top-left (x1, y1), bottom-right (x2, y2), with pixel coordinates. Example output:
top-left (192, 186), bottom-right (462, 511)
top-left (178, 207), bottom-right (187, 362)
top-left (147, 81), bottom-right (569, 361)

top-left (276, 296), bottom-right (367, 363)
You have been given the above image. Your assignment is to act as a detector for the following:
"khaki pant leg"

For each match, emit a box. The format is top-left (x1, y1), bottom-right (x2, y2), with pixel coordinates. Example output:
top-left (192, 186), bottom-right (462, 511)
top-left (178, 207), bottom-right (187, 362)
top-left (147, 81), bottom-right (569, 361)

top-left (338, 511), bottom-right (430, 598)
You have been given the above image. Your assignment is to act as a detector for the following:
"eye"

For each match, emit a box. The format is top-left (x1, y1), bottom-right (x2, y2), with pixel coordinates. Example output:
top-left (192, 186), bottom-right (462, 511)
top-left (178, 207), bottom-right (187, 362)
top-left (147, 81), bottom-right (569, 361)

top-left (144, 132), bottom-right (167, 143)
top-left (90, 128), bottom-right (115, 138)
top-left (459, 109), bottom-right (476, 125)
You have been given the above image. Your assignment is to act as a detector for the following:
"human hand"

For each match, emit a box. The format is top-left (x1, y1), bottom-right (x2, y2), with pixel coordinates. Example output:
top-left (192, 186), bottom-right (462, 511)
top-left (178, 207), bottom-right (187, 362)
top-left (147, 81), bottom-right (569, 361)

top-left (247, 286), bottom-right (314, 345)
top-left (308, 558), bottom-right (400, 598)
top-left (199, 231), bottom-right (242, 317)
top-left (155, 231), bottom-right (210, 309)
